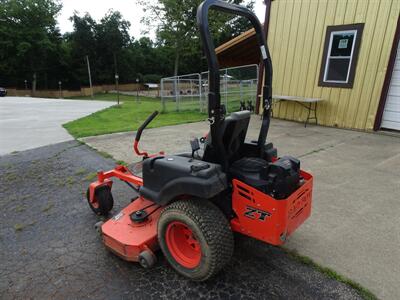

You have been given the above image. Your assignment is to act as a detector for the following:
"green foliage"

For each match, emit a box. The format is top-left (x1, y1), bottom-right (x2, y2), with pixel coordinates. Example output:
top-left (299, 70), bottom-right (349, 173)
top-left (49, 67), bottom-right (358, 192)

top-left (84, 172), bottom-right (98, 181)
top-left (14, 221), bottom-right (36, 232)
top-left (0, 0), bottom-right (63, 88)
top-left (116, 160), bottom-right (128, 166)
top-left (143, 74), bottom-right (162, 83)
top-left (137, 0), bottom-right (255, 76)
top-left (64, 13), bottom-right (97, 87)
top-left (95, 11), bottom-right (131, 82)
top-left (41, 202), bottom-right (54, 212)
top-left (0, 0), bottom-right (256, 90)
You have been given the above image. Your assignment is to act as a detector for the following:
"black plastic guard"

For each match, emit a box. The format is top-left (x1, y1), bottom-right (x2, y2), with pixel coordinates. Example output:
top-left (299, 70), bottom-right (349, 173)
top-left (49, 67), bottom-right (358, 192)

top-left (139, 155), bottom-right (227, 205)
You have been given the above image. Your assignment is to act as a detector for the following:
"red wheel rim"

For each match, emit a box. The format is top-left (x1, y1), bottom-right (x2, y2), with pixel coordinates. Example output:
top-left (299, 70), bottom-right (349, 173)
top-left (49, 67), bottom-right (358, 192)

top-left (165, 221), bottom-right (201, 269)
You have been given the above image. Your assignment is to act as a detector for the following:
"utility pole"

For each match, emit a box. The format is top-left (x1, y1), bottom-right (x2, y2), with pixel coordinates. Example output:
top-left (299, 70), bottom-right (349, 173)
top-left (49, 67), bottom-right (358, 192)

top-left (24, 80), bottom-right (28, 96)
top-left (113, 52), bottom-right (120, 105)
top-left (136, 78), bottom-right (139, 103)
top-left (32, 73), bottom-right (37, 96)
top-left (85, 55), bottom-right (94, 99)
top-left (58, 81), bottom-right (62, 98)
top-left (115, 74), bottom-right (120, 105)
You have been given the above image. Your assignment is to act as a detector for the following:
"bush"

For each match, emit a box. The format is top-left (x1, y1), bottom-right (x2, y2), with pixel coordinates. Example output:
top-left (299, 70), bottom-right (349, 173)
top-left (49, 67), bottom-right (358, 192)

top-left (143, 74), bottom-right (162, 83)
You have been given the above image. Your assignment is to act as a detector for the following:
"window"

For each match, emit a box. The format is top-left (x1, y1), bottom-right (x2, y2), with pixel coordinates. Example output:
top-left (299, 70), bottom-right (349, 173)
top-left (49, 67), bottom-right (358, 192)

top-left (319, 24), bottom-right (364, 88)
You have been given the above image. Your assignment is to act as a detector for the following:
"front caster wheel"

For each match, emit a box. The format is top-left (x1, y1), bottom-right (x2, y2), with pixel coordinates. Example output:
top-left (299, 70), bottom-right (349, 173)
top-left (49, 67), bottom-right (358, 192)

top-left (94, 221), bottom-right (104, 234)
top-left (158, 199), bottom-right (234, 281)
top-left (138, 250), bottom-right (157, 268)
top-left (86, 185), bottom-right (114, 216)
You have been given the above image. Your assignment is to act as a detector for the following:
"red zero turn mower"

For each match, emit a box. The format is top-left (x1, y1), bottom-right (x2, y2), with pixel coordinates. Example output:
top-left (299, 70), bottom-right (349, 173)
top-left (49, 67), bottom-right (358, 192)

top-left (86, 0), bottom-right (313, 281)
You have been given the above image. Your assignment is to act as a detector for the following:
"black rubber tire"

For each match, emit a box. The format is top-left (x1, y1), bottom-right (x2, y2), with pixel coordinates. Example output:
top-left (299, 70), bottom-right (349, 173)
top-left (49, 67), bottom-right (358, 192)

top-left (138, 250), bottom-right (157, 269)
top-left (158, 199), bottom-right (234, 281)
top-left (86, 185), bottom-right (114, 216)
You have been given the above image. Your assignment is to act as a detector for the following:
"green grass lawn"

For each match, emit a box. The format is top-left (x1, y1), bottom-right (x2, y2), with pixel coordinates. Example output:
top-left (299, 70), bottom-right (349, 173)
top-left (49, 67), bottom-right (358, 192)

top-left (63, 94), bottom-right (206, 138)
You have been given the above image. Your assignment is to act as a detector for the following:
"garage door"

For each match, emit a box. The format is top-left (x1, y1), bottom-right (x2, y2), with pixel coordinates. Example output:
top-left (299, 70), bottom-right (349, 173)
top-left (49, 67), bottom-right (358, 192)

top-left (382, 41), bottom-right (400, 130)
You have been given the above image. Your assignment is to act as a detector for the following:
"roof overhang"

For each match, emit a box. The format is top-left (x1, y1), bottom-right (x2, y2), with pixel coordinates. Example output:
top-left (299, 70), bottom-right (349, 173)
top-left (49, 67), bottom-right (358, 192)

top-left (215, 27), bottom-right (261, 68)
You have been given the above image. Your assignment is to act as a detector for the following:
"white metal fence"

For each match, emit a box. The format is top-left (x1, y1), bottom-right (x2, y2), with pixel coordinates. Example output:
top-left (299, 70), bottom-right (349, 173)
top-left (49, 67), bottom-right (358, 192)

top-left (161, 64), bottom-right (258, 113)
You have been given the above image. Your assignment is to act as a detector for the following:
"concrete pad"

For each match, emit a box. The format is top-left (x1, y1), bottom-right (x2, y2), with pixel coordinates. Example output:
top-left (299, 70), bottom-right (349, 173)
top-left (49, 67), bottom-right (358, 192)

top-left (82, 117), bottom-right (400, 299)
top-left (81, 117), bottom-right (363, 164)
top-left (0, 97), bottom-right (114, 155)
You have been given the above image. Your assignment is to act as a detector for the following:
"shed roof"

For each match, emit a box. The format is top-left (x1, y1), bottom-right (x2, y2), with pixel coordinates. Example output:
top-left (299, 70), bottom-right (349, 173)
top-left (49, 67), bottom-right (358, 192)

top-left (215, 28), bottom-right (261, 68)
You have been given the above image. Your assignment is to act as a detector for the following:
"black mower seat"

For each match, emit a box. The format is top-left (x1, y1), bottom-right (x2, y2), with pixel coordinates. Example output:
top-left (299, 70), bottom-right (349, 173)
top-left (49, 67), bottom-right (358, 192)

top-left (222, 111), bottom-right (251, 161)
top-left (203, 110), bottom-right (251, 165)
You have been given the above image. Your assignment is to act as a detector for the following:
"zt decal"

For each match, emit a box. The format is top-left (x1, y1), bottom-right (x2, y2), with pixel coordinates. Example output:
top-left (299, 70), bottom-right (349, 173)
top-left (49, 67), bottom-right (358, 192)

top-left (244, 206), bottom-right (271, 221)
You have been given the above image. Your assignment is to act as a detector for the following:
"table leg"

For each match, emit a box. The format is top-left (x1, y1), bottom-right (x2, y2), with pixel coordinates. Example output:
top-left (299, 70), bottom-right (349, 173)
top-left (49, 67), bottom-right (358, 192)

top-left (305, 102), bottom-right (312, 127)
top-left (314, 102), bottom-right (318, 125)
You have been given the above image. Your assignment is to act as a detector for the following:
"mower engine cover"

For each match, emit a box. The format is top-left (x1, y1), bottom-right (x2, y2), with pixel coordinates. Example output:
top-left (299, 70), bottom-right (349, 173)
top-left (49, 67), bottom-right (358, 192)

top-left (265, 156), bottom-right (301, 199)
top-left (140, 155), bottom-right (227, 205)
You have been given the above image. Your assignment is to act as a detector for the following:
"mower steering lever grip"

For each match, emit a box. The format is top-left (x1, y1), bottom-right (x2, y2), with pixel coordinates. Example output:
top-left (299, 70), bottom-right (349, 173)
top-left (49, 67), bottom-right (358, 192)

top-left (135, 111), bottom-right (159, 142)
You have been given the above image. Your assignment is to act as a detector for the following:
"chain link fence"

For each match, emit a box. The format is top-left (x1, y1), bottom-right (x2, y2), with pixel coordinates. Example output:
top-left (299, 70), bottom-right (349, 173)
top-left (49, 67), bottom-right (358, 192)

top-left (160, 73), bottom-right (202, 112)
top-left (161, 64), bottom-right (258, 113)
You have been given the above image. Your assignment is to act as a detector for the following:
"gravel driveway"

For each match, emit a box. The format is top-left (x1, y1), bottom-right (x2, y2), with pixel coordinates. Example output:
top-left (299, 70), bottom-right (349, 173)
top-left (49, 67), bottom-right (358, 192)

top-left (0, 141), bottom-right (363, 299)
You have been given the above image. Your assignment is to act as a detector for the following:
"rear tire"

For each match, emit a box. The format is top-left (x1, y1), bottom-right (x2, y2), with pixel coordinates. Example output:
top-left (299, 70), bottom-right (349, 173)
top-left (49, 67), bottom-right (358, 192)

top-left (86, 185), bottom-right (114, 216)
top-left (158, 199), bottom-right (233, 281)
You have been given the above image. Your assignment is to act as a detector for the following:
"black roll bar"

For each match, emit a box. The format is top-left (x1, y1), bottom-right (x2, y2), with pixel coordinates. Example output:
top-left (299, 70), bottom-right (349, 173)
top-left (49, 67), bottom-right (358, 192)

top-left (196, 0), bottom-right (273, 153)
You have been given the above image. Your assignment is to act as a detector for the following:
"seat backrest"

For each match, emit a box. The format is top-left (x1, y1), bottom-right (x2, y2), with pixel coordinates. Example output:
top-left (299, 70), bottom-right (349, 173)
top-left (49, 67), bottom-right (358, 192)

top-left (203, 110), bottom-right (251, 166)
top-left (222, 111), bottom-right (251, 163)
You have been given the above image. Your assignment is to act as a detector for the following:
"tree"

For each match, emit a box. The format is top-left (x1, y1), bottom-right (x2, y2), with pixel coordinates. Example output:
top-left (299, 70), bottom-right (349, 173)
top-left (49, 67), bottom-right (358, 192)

top-left (68, 13), bottom-right (97, 57)
top-left (137, 0), bottom-right (254, 77)
top-left (65, 13), bottom-right (97, 86)
top-left (0, 0), bottom-right (63, 90)
top-left (0, 1), bottom-right (255, 91)
top-left (65, 10), bottom-right (133, 86)
top-left (95, 10), bottom-right (131, 82)
top-left (212, 1), bottom-right (255, 46)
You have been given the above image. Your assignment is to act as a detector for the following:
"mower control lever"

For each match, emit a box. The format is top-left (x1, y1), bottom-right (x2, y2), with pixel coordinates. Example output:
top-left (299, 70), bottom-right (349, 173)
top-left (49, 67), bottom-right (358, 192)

top-left (136, 111), bottom-right (159, 142)
top-left (134, 111), bottom-right (160, 158)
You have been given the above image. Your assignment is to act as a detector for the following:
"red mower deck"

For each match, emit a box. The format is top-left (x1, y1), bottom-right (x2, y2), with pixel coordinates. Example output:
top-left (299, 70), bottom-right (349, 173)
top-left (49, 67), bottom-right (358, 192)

top-left (101, 197), bottom-right (161, 262)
